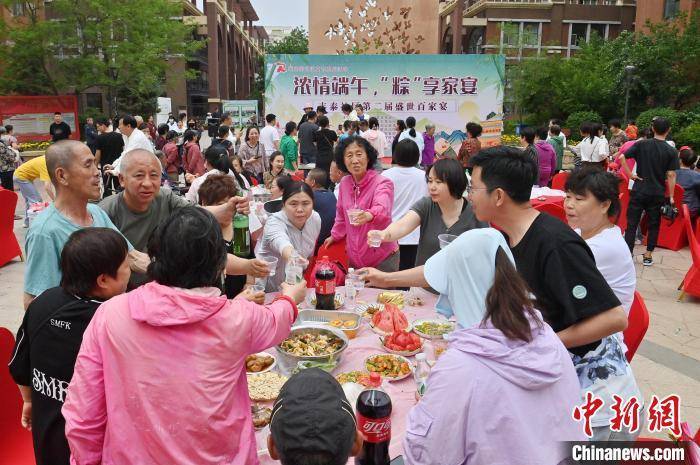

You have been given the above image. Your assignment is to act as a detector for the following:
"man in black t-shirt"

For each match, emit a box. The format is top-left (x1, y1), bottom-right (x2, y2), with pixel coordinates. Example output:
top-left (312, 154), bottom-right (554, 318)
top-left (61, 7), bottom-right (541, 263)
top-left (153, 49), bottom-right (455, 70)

top-left (94, 117), bottom-right (125, 197)
top-left (468, 146), bottom-right (626, 358)
top-left (9, 228), bottom-right (130, 465)
top-left (49, 112), bottom-right (72, 142)
top-left (619, 117), bottom-right (679, 266)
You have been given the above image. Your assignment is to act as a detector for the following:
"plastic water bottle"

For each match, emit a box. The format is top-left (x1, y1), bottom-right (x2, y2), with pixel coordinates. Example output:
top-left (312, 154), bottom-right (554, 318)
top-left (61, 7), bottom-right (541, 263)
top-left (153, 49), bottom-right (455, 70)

top-left (414, 352), bottom-right (430, 399)
top-left (345, 268), bottom-right (357, 304)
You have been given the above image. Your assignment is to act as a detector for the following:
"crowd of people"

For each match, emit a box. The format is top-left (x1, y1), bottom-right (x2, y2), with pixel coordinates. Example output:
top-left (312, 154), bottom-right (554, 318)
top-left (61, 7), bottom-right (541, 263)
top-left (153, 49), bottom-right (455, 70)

top-left (2, 102), bottom-right (698, 465)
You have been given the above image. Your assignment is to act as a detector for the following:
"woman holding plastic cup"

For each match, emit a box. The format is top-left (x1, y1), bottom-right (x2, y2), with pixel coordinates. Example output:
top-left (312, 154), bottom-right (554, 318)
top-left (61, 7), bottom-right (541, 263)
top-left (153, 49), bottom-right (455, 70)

top-left (255, 181), bottom-right (321, 292)
top-left (367, 158), bottom-right (486, 268)
top-left (324, 136), bottom-right (399, 271)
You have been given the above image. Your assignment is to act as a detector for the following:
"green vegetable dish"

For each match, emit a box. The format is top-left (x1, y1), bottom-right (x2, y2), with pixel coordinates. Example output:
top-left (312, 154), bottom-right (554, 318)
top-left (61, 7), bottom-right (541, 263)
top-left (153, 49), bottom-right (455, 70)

top-left (414, 321), bottom-right (454, 337)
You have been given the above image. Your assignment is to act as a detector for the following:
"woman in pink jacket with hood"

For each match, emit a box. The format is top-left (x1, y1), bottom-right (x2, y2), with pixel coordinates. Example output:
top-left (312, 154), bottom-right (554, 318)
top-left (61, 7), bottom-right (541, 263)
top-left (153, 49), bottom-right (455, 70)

top-left (323, 135), bottom-right (399, 271)
top-left (62, 207), bottom-right (306, 465)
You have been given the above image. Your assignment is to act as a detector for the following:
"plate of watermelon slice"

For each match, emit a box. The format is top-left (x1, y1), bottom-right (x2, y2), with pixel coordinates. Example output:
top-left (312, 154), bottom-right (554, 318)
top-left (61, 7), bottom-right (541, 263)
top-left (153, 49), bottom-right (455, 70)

top-left (380, 330), bottom-right (423, 356)
top-left (369, 303), bottom-right (411, 336)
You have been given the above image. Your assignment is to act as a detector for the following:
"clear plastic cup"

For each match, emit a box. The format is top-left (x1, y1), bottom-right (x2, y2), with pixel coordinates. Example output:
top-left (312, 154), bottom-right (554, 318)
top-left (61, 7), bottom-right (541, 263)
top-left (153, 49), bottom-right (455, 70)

top-left (438, 233), bottom-right (458, 249)
top-left (263, 257), bottom-right (279, 276)
top-left (285, 257), bottom-right (304, 285)
top-left (348, 208), bottom-right (363, 226)
top-left (250, 284), bottom-right (265, 294)
top-left (367, 230), bottom-right (382, 248)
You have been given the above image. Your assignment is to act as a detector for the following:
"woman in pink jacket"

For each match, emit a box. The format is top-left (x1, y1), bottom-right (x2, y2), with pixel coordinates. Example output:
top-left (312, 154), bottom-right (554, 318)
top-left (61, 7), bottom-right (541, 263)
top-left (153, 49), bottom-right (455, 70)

top-left (62, 207), bottom-right (306, 465)
top-left (323, 136), bottom-right (399, 270)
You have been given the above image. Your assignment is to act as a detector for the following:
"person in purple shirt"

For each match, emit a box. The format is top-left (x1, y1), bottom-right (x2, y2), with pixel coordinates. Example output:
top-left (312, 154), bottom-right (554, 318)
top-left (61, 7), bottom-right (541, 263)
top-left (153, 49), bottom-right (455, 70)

top-left (421, 124), bottom-right (436, 168)
top-left (535, 126), bottom-right (557, 187)
top-left (403, 228), bottom-right (584, 465)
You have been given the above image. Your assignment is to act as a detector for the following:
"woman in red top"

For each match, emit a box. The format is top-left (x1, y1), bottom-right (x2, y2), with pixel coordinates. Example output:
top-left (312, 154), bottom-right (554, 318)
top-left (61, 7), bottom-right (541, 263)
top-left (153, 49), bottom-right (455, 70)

top-left (458, 122), bottom-right (482, 170)
top-left (162, 130), bottom-right (180, 182)
top-left (183, 129), bottom-right (205, 177)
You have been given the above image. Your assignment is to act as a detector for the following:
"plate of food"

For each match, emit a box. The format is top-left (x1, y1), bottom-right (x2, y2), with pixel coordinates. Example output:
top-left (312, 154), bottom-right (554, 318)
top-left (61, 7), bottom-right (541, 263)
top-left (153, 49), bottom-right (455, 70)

top-left (412, 319), bottom-right (455, 340)
top-left (377, 291), bottom-right (405, 308)
top-left (356, 302), bottom-right (385, 319)
top-left (276, 325), bottom-right (349, 372)
top-left (381, 330), bottom-right (423, 356)
top-left (336, 370), bottom-right (373, 387)
top-left (245, 352), bottom-right (276, 374)
top-left (364, 354), bottom-right (413, 382)
top-left (252, 404), bottom-right (272, 430)
top-left (369, 304), bottom-right (411, 336)
top-left (247, 371), bottom-right (288, 401)
top-left (306, 291), bottom-right (345, 309)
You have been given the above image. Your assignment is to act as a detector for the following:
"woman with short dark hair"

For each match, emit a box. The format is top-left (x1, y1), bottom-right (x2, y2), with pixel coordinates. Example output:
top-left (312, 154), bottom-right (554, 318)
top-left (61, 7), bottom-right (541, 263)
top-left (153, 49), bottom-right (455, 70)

top-left (458, 122), bottom-right (483, 169)
top-left (563, 169), bottom-right (642, 442)
top-left (63, 207), bottom-right (307, 464)
top-left (370, 158), bottom-right (485, 270)
top-left (325, 136), bottom-right (398, 271)
top-left (10, 228), bottom-right (130, 465)
top-left (185, 144), bottom-right (235, 204)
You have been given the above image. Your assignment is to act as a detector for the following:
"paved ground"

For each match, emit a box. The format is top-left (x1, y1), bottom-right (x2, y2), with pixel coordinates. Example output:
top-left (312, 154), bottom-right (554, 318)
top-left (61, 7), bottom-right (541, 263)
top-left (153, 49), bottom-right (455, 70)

top-left (1, 187), bottom-right (699, 438)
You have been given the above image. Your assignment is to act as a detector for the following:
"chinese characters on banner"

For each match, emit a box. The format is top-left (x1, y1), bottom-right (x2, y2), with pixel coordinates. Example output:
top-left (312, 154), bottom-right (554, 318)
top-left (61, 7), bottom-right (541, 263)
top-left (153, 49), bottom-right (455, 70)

top-left (573, 393), bottom-right (681, 438)
top-left (265, 54), bottom-right (506, 154)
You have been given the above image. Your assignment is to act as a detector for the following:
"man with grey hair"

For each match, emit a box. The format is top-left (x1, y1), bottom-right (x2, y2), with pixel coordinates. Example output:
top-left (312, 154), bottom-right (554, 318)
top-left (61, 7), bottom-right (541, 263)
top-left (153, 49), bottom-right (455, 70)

top-left (23, 140), bottom-right (147, 309)
top-left (99, 149), bottom-right (268, 285)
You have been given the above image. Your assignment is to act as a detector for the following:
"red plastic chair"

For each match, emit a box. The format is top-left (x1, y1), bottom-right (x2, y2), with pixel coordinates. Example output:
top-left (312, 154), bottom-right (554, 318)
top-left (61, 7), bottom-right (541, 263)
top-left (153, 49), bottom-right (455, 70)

top-left (534, 202), bottom-right (568, 224)
top-left (304, 238), bottom-right (349, 287)
top-left (551, 172), bottom-right (569, 191)
top-left (315, 238), bottom-right (349, 271)
top-left (0, 188), bottom-right (23, 267)
top-left (0, 327), bottom-right (36, 464)
top-left (679, 204), bottom-right (700, 301)
top-left (643, 184), bottom-right (687, 251)
top-left (622, 291), bottom-right (650, 362)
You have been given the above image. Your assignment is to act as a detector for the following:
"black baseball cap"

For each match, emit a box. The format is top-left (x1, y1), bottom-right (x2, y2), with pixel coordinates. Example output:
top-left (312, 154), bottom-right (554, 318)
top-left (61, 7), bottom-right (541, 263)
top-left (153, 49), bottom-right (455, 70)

top-left (270, 368), bottom-right (357, 459)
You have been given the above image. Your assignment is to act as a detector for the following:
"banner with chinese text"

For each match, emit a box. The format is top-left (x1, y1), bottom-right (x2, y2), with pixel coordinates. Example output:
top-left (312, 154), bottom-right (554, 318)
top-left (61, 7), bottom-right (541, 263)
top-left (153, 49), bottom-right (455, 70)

top-left (0, 95), bottom-right (80, 143)
top-left (264, 54), bottom-right (505, 155)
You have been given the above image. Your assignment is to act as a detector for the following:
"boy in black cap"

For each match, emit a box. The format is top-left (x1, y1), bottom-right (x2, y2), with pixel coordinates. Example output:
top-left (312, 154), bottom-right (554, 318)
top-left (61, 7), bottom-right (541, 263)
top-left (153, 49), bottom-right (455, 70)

top-left (268, 368), bottom-right (362, 465)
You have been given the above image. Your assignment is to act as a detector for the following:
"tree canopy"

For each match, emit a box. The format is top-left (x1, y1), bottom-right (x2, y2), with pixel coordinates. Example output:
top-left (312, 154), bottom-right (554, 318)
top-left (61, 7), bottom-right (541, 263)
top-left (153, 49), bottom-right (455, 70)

top-left (0, 0), bottom-right (203, 115)
top-left (511, 10), bottom-right (700, 126)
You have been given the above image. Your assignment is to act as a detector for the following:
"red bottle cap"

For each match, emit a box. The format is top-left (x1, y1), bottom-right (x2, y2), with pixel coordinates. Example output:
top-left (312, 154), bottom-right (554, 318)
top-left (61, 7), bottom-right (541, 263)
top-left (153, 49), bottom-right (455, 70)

top-left (369, 372), bottom-right (382, 387)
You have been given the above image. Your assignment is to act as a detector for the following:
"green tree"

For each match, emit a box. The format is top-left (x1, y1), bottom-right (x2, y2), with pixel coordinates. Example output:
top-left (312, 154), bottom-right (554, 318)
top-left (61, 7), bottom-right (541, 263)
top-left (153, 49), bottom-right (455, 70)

top-left (0, 0), bottom-right (203, 116)
top-left (252, 27), bottom-right (308, 104)
top-left (511, 10), bottom-right (700, 128)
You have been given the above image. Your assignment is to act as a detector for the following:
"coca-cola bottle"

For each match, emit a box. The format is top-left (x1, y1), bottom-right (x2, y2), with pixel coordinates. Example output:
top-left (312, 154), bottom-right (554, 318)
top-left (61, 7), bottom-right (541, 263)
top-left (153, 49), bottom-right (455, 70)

top-left (315, 256), bottom-right (336, 310)
top-left (356, 372), bottom-right (392, 465)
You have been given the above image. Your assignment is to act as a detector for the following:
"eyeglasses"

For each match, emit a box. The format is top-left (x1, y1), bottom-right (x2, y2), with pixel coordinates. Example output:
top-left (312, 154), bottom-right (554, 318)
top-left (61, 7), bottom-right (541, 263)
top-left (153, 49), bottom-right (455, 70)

top-left (466, 186), bottom-right (489, 195)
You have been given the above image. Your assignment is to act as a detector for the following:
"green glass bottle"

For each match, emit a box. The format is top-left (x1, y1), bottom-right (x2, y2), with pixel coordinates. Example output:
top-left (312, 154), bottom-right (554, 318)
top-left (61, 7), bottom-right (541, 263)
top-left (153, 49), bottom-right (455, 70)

top-left (232, 212), bottom-right (250, 257)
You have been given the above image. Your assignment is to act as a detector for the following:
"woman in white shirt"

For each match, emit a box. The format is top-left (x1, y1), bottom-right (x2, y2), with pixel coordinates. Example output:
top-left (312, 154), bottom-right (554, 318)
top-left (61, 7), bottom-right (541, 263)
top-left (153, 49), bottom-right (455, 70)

top-left (570, 122), bottom-right (606, 170)
top-left (397, 116), bottom-right (424, 154)
top-left (563, 169), bottom-right (636, 345)
top-left (380, 139), bottom-right (428, 270)
top-left (255, 181), bottom-right (321, 292)
top-left (185, 145), bottom-right (237, 204)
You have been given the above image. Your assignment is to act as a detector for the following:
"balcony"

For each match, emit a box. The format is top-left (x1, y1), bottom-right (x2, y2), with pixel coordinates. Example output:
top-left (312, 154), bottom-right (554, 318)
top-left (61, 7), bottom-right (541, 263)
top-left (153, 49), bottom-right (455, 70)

top-left (186, 79), bottom-right (208, 94)
top-left (464, 0), bottom-right (635, 16)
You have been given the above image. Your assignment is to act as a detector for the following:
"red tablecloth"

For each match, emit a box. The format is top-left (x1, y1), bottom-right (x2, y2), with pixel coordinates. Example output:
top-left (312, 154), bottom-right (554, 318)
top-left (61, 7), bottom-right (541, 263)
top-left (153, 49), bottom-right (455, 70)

top-left (530, 195), bottom-right (565, 209)
top-left (255, 287), bottom-right (441, 463)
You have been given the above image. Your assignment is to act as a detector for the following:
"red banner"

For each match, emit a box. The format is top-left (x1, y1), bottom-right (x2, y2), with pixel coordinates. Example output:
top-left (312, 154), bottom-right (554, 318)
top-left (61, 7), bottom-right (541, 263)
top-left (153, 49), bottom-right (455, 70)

top-left (0, 95), bottom-right (80, 143)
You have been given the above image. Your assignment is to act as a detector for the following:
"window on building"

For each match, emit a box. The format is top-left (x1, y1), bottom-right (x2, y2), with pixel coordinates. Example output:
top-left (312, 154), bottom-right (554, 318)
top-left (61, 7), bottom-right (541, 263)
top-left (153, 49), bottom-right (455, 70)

top-left (570, 23), bottom-right (587, 47)
top-left (10, 1), bottom-right (26, 16)
top-left (522, 22), bottom-right (539, 47)
top-left (86, 93), bottom-right (103, 112)
top-left (501, 22), bottom-right (541, 49)
top-left (664, 0), bottom-right (681, 19)
top-left (589, 23), bottom-right (606, 40)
